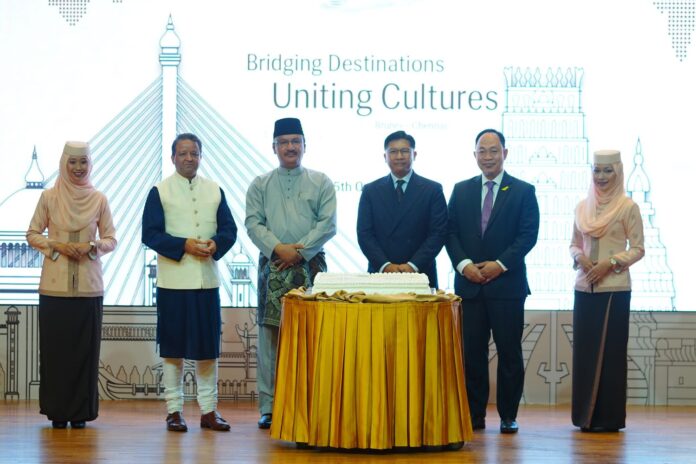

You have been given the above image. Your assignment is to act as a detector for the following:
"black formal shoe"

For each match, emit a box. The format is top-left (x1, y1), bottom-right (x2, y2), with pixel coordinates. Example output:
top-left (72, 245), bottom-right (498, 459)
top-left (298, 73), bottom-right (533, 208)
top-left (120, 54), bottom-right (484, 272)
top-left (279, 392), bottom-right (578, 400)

top-left (442, 441), bottom-right (464, 451)
top-left (258, 413), bottom-right (272, 429)
top-left (70, 421), bottom-right (86, 429)
top-left (471, 416), bottom-right (486, 430)
top-left (166, 411), bottom-right (188, 432)
top-left (500, 419), bottom-right (519, 434)
top-left (51, 421), bottom-right (68, 429)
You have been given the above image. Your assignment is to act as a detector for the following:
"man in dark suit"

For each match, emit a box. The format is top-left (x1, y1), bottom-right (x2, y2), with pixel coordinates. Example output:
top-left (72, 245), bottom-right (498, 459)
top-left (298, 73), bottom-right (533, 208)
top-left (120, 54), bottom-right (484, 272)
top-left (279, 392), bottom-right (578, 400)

top-left (357, 130), bottom-right (448, 289)
top-left (446, 128), bottom-right (539, 434)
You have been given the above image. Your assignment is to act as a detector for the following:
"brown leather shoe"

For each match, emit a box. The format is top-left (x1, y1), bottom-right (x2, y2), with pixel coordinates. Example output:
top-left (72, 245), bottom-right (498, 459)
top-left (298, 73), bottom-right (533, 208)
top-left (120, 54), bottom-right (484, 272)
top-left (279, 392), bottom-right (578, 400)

top-left (166, 411), bottom-right (188, 432)
top-left (200, 411), bottom-right (231, 431)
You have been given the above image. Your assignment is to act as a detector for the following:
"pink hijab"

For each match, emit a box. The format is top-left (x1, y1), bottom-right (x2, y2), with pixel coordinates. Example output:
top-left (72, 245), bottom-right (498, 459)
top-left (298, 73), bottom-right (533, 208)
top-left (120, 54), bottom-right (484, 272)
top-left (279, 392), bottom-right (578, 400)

top-left (49, 141), bottom-right (101, 232)
top-left (575, 150), bottom-right (633, 238)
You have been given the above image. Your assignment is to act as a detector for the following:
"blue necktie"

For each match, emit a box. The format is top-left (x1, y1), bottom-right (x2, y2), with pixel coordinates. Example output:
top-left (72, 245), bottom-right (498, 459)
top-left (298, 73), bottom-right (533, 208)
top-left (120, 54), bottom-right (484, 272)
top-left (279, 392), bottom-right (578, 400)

top-left (396, 180), bottom-right (405, 203)
top-left (481, 181), bottom-right (495, 234)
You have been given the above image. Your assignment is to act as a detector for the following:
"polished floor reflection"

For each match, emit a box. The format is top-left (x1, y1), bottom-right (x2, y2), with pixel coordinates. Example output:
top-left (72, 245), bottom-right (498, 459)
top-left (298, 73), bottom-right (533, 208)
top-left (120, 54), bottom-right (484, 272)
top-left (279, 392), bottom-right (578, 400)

top-left (1, 400), bottom-right (694, 463)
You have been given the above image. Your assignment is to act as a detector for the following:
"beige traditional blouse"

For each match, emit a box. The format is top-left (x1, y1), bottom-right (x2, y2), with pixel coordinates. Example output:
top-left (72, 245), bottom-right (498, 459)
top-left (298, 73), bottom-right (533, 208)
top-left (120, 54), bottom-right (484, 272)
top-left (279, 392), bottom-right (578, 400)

top-left (26, 189), bottom-right (117, 297)
top-left (570, 200), bottom-right (644, 293)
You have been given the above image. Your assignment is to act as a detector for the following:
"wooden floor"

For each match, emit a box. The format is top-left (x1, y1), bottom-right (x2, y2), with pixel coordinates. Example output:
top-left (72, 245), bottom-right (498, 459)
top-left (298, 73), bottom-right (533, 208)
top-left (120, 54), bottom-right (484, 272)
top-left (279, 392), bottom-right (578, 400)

top-left (2, 400), bottom-right (695, 463)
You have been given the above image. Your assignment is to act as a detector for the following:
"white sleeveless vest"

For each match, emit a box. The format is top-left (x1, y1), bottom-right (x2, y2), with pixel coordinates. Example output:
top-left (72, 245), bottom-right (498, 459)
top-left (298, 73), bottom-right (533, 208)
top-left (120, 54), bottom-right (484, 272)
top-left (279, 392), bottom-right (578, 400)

top-left (156, 173), bottom-right (221, 289)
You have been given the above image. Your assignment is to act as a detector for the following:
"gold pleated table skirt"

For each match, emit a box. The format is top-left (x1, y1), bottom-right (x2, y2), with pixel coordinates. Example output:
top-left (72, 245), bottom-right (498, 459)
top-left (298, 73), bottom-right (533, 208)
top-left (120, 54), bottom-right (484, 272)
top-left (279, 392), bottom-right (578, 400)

top-left (270, 293), bottom-right (473, 449)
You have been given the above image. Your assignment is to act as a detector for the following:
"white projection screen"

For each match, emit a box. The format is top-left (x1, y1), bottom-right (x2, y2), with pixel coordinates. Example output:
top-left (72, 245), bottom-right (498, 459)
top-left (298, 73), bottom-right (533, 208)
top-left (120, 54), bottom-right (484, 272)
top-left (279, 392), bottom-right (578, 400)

top-left (0, 0), bottom-right (693, 310)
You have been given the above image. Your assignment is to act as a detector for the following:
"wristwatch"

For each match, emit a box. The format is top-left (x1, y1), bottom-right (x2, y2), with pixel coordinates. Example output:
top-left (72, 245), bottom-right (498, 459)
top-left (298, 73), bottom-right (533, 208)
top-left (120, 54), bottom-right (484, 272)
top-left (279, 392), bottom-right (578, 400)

top-left (609, 257), bottom-right (621, 273)
top-left (89, 241), bottom-right (96, 252)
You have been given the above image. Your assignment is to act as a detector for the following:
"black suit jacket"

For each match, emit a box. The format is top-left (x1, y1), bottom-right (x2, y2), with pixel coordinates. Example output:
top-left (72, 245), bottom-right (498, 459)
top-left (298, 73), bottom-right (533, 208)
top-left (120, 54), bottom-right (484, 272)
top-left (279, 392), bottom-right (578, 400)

top-left (357, 172), bottom-right (448, 288)
top-left (446, 172), bottom-right (539, 299)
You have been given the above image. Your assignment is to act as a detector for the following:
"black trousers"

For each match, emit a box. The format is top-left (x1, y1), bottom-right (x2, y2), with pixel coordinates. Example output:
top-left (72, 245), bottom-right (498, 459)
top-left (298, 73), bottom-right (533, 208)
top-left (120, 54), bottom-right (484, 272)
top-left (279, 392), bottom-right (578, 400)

top-left (461, 294), bottom-right (525, 421)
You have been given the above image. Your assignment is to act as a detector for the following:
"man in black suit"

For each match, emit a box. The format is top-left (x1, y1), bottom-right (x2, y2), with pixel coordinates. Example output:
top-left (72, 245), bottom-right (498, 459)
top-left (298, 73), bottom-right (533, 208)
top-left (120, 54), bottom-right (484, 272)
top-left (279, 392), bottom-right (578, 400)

top-left (446, 128), bottom-right (539, 434)
top-left (357, 130), bottom-right (448, 289)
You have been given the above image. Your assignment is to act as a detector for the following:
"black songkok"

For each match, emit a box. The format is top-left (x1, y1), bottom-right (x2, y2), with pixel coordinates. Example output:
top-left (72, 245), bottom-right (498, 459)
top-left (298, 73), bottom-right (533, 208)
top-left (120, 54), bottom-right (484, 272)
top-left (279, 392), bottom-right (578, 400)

top-left (273, 117), bottom-right (304, 138)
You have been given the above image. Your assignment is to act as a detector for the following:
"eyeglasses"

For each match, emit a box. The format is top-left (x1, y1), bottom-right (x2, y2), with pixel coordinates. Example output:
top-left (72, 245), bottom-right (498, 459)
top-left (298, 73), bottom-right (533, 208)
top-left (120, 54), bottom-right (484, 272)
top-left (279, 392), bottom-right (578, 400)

top-left (274, 138), bottom-right (304, 148)
top-left (386, 148), bottom-right (413, 156)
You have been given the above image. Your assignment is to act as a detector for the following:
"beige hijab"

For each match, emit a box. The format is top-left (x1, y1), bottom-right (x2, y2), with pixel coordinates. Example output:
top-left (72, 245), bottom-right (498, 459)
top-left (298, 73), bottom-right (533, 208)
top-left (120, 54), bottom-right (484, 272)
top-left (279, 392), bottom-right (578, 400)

top-left (49, 141), bottom-right (101, 232)
top-left (575, 149), bottom-right (633, 238)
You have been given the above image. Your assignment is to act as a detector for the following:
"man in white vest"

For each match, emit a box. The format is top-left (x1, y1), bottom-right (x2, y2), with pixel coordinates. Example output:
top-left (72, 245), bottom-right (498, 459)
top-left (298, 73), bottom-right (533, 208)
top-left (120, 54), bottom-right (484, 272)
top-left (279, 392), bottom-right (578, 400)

top-left (142, 133), bottom-right (237, 432)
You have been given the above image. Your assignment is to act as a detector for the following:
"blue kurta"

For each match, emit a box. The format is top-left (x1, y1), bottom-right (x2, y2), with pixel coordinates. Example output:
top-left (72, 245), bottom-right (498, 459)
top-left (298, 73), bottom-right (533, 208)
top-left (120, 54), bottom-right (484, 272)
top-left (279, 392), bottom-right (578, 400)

top-left (142, 186), bottom-right (237, 359)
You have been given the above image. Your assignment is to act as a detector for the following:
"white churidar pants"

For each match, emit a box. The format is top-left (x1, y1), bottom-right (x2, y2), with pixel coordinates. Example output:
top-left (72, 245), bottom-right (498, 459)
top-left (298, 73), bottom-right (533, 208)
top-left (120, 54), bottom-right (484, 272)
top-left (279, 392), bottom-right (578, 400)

top-left (162, 357), bottom-right (218, 414)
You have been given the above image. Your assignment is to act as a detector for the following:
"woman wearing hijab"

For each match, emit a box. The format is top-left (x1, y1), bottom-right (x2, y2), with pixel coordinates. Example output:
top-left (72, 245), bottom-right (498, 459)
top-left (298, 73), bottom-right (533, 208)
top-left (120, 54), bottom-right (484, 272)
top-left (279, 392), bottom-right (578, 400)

top-left (26, 141), bottom-right (117, 429)
top-left (570, 149), bottom-right (645, 432)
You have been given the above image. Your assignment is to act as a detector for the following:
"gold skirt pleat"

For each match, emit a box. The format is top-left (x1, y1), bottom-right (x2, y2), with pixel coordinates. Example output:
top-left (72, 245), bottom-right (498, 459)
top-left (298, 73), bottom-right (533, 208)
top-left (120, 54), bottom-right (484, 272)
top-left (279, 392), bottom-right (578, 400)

top-left (271, 299), bottom-right (473, 449)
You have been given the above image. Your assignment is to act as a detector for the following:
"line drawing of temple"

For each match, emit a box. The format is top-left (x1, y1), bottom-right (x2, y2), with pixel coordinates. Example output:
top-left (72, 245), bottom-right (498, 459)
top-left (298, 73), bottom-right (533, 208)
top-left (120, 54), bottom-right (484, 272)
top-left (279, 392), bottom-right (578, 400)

top-left (498, 66), bottom-right (675, 311)
top-left (479, 66), bottom-right (680, 404)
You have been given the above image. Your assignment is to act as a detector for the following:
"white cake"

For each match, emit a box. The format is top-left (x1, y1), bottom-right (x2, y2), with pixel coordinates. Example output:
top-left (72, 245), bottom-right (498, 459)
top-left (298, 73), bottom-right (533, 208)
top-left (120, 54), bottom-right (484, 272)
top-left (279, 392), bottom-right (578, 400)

top-left (311, 272), bottom-right (431, 295)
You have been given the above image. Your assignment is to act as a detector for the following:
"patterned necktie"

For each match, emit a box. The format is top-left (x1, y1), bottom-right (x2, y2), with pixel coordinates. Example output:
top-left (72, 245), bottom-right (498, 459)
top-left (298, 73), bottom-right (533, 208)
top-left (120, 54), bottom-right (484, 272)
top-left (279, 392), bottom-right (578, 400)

top-left (396, 179), bottom-right (405, 203)
top-left (481, 180), bottom-right (495, 234)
